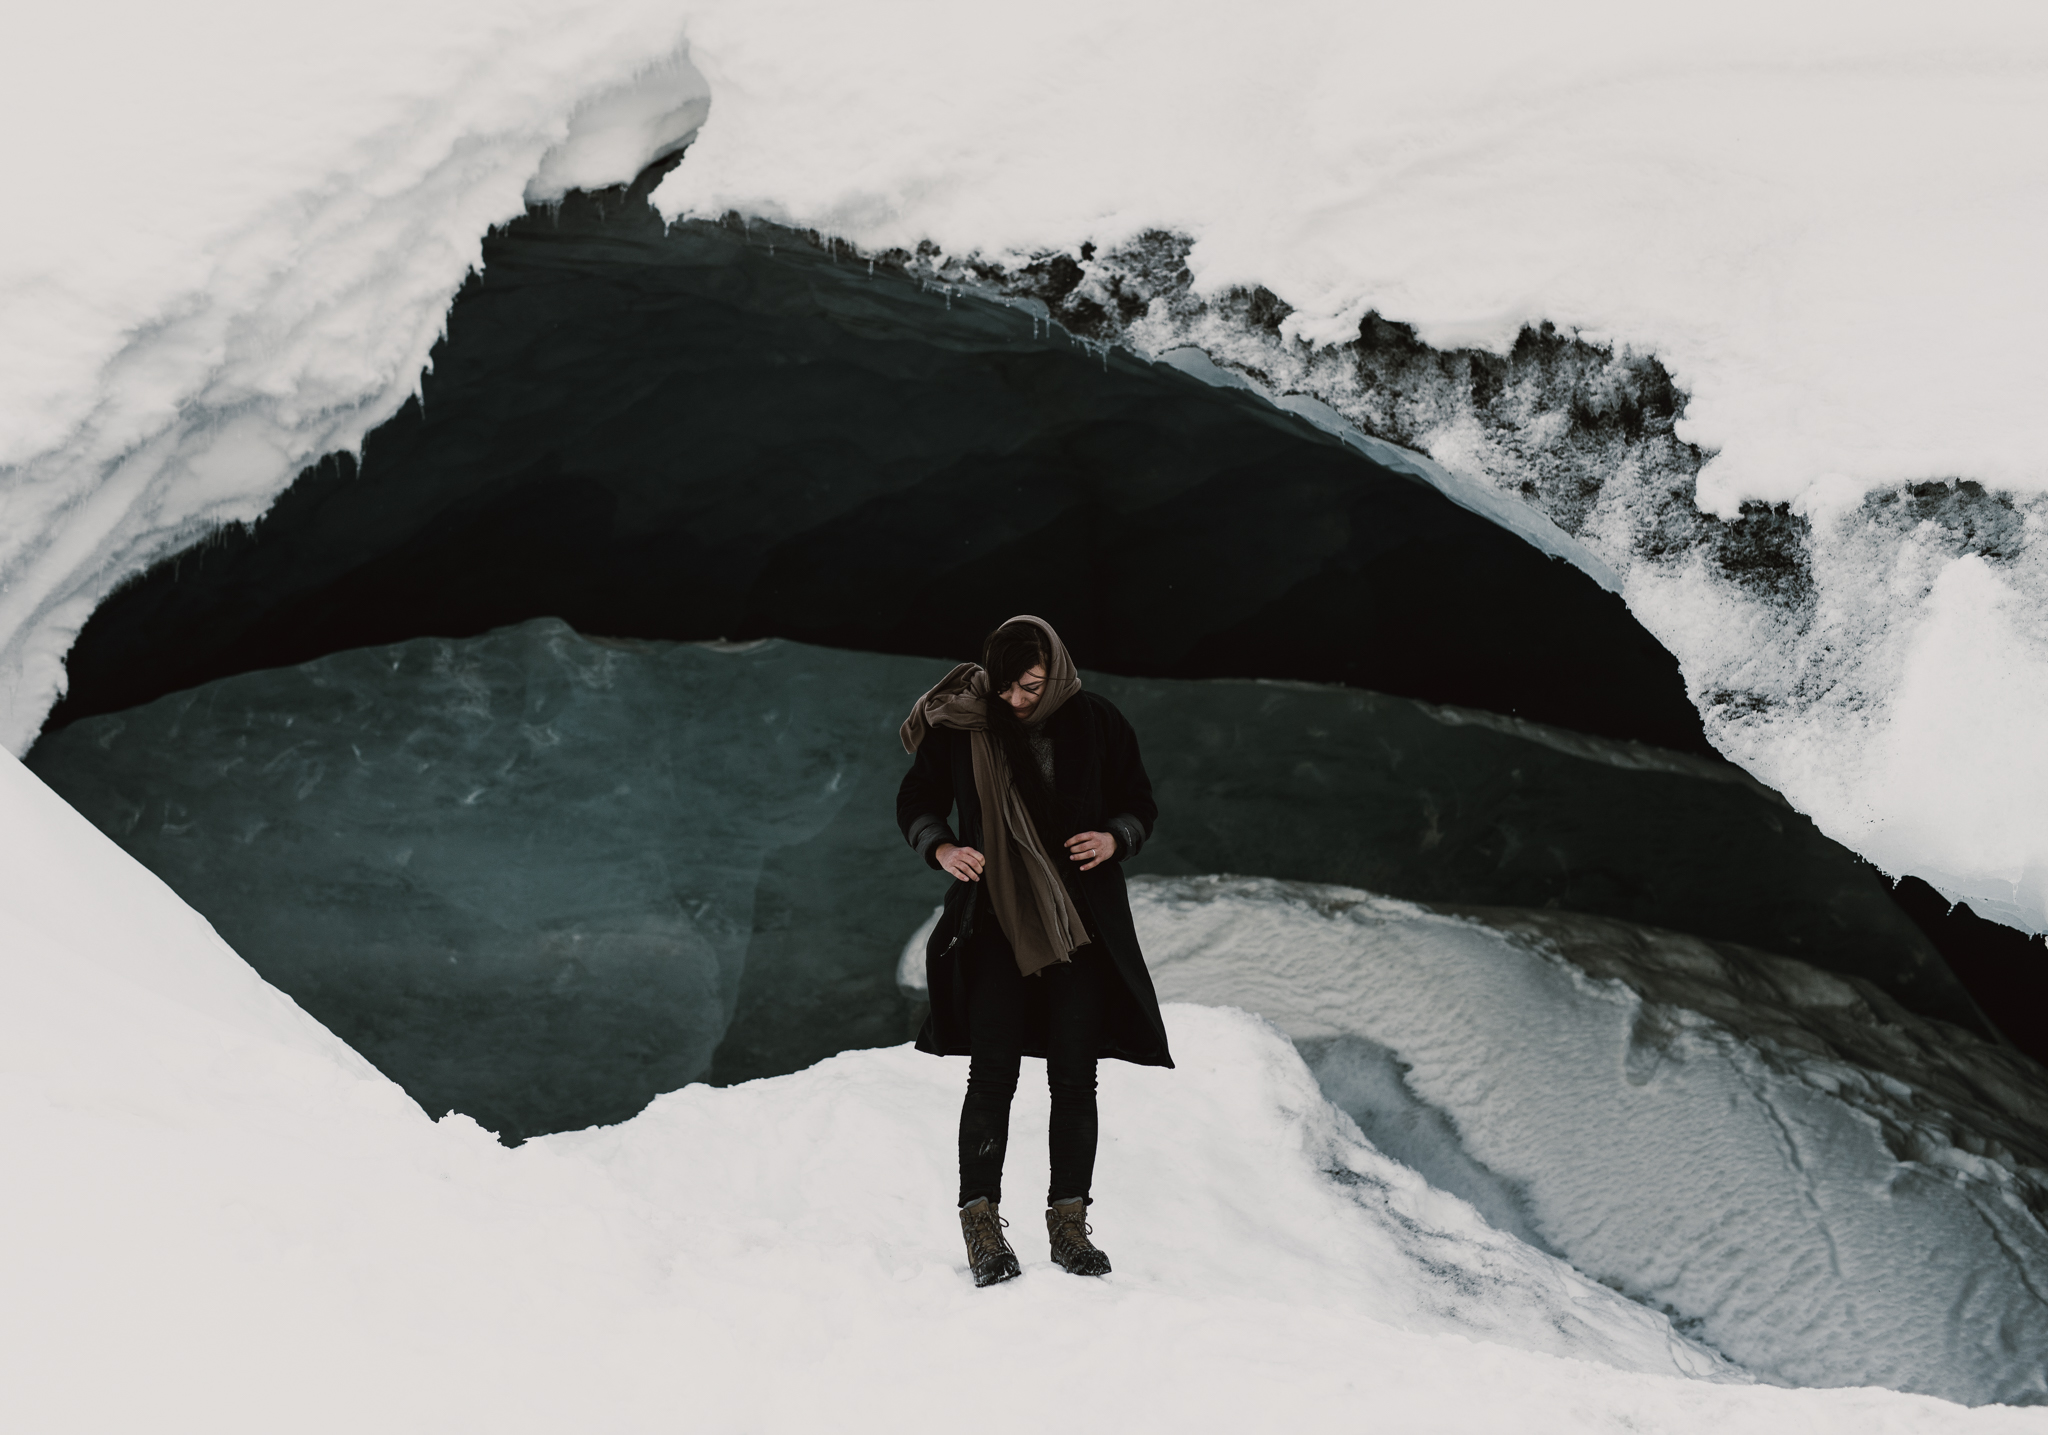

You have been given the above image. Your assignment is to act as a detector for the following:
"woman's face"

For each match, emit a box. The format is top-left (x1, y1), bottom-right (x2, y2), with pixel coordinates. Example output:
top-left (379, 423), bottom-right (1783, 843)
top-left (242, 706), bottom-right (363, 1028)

top-left (998, 663), bottom-right (1048, 717)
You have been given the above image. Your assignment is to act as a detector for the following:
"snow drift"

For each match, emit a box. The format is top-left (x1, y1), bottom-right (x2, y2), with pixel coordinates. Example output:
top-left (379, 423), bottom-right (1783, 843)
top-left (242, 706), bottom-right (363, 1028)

top-left (8, 746), bottom-right (2048, 1432)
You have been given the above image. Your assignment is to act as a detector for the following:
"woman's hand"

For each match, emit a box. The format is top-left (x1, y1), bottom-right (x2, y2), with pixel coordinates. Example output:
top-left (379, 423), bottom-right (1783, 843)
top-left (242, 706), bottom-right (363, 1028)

top-left (1065, 831), bottom-right (1117, 871)
top-left (935, 843), bottom-right (985, 882)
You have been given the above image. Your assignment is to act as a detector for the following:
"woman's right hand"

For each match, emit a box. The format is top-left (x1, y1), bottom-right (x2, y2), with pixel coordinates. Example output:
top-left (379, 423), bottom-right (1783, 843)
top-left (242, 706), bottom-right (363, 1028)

top-left (935, 843), bottom-right (985, 882)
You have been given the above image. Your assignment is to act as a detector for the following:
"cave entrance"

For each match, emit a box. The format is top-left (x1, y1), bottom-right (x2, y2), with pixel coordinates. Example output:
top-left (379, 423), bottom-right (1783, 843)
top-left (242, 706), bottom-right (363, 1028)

top-left (28, 177), bottom-right (1997, 1139)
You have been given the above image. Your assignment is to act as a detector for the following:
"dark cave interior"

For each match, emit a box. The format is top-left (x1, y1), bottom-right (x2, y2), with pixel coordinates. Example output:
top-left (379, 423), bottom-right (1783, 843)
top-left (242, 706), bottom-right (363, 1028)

top-left (52, 185), bottom-right (1704, 754)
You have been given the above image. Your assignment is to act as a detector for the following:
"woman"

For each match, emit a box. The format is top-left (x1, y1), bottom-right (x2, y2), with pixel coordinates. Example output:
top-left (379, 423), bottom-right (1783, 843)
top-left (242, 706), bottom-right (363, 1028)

top-left (897, 615), bottom-right (1173, 1287)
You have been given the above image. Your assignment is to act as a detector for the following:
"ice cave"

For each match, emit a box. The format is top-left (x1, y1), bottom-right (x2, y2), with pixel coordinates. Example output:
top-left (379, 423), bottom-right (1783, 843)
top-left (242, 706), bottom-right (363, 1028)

top-left (5, 7), bottom-right (2048, 1432)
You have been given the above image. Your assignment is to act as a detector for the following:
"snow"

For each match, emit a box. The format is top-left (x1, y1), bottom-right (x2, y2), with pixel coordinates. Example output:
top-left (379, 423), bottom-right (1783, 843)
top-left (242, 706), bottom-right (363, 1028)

top-left (5, 11), bottom-right (2046, 1413)
top-left (5, 0), bottom-right (2047, 922)
top-left (7, 748), bottom-right (2048, 1431)
top-left (0, 1), bottom-right (700, 752)
top-left (944, 876), bottom-right (2048, 1403)
top-left (658, 0), bottom-right (2048, 510)
top-left (527, 52), bottom-right (710, 205)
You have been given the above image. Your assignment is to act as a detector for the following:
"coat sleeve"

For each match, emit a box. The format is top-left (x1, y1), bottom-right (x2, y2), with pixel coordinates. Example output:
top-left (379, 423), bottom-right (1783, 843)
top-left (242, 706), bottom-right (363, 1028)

top-left (1095, 697), bottom-right (1158, 861)
top-left (897, 729), bottom-right (958, 870)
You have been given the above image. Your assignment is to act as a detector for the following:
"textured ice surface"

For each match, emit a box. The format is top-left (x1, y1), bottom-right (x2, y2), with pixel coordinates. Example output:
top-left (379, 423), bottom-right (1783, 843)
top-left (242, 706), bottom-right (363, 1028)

top-left (32, 624), bottom-right (1987, 1138)
top-left (1082, 875), bottom-right (2048, 1405)
top-left (1294, 1032), bottom-right (1553, 1252)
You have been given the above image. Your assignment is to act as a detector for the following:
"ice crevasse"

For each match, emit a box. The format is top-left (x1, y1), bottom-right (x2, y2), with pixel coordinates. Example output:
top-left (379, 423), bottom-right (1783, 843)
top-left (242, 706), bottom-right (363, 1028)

top-left (10, 746), bottom-right (2048, 1432)
top-left (4, 2), bottom-right (2048, 921)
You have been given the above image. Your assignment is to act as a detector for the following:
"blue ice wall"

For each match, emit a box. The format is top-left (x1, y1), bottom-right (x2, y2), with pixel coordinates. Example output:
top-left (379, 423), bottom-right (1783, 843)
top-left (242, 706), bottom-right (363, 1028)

top-left (31, 620), bottom-right (1963, 1139)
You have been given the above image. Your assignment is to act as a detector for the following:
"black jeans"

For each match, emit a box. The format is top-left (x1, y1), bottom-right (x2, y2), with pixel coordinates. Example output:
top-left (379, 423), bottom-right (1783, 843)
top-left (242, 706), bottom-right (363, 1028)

top-left (957, 921), bottom-right (1108, 1210)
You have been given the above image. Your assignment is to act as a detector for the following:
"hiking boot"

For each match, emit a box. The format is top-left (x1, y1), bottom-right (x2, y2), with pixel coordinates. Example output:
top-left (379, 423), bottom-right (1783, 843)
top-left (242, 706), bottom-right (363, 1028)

top-left (960, 1198), bottom-right (1021, 1287)
top-left (1046, 1198), bottom-right (1111, 1276)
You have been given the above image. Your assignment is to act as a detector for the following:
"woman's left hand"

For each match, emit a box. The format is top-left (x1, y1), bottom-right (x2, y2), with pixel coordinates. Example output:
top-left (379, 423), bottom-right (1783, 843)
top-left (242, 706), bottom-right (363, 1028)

top-left (1065, 830), bottom-right (1118, 871)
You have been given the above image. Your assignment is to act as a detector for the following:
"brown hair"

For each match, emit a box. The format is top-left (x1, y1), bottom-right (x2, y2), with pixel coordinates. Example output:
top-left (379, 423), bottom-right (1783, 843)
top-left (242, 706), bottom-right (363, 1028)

top-left (981, 620), bottom-right (1051, 694)
top-left (981, 619), bottom-right (1057, 834)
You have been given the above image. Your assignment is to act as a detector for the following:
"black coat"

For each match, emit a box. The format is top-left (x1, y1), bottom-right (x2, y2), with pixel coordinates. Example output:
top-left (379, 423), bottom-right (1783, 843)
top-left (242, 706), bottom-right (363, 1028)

top-left (896, 691), bottom-right (1174, 1068)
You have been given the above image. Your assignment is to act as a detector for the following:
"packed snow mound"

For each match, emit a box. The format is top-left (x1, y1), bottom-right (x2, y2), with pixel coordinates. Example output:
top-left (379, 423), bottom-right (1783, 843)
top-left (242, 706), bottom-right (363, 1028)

top-left (664, 2), bottom-right (2048, 507)
top-left (9, 755), bottom-right (2048, 1433)
top-left (1041, 874), bottom-right (2046, 1405)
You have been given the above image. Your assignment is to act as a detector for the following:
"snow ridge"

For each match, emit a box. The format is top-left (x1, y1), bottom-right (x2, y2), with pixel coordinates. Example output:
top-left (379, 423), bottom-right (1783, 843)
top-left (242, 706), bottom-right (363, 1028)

top-left (0, 10), bottom-right (703, 756)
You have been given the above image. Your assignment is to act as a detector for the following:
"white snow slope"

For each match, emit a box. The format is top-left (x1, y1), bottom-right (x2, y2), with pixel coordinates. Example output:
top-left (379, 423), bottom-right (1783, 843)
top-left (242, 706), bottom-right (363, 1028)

top-left (4, 2), bottom-right (2047, 922)
top-left (921, 876), bottom-right (2048, 1404)
top-left (7, 751), bottom-right (2048, 1433)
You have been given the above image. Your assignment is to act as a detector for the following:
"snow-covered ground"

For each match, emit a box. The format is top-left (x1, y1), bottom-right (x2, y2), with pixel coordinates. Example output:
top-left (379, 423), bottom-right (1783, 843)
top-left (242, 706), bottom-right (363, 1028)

top-left (4, 2), bottom-right (2048, 924)
top-left (901, 875), bottom-right (2048, 1403)
top-left (8, 749), bottom-right (2048, 1432)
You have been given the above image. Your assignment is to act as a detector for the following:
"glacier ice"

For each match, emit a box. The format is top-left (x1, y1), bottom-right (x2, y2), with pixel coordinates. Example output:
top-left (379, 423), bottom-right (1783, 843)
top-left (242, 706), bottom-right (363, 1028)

top-left (25, 620), bottom-right (940, 1138)
top-left (1052, 874), bottom-right (2048, 1405)
top-left (33, 622), bottom-right (1999, 1139)
top-left (1292, 1032), bottom-right (1552, 1253)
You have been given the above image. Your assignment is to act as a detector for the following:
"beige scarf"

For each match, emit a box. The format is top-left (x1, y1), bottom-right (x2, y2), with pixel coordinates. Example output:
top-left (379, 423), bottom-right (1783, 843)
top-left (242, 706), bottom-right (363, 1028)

top-left (900, 615), bottom-right (1091, 977)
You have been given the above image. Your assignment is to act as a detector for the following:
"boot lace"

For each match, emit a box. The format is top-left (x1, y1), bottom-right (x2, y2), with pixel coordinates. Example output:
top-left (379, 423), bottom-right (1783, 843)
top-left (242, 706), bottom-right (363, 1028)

top-left (963, 1204), bottom-right (1013, 1266)
top-left (1050, 1204), bottom-right (1096, 1252)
